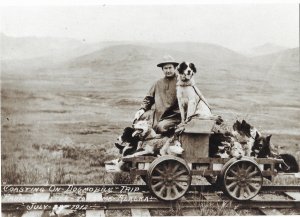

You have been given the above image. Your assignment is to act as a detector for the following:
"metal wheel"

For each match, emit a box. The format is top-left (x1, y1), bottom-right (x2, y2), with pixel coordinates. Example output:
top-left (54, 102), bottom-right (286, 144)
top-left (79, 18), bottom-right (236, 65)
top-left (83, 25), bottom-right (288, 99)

top-left (222, 158), bottom-right (263, 200)
top-left (147, 156), bottom-right (191, 201)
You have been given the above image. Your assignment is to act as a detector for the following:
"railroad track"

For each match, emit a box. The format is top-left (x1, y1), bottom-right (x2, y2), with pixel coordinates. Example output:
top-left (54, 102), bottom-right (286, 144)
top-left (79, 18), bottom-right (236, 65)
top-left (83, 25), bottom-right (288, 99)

top-left (2, 184), bottom-right (300, 216)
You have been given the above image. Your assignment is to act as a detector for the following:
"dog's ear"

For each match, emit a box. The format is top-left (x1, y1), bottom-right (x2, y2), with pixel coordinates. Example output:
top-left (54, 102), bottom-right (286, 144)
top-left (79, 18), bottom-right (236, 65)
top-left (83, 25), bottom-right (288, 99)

top-left (266, 134), bottom-right (272, 143)
top-left (243, 122), bottom-right (251, 137)
top-left (237, 120), bottom-right (242, 129)
top-left (124, 127), bottom-right (134, 138)
top-left (189, 63), bottom-right (197, 73)
top-left (241, 120), bottom-right (247, 129)
top-left (114, 142), bottom-right (125, 152)
top-left (255, 131), bottom-right (260, 140)
top-left (242, 120), bottom-right (251, 128)
top-left (177, 62), bottom-right (184, 74)
top-left (177, 62), bottom-right (188, 74)
top-left (233, 120), bottom-right (240, 131)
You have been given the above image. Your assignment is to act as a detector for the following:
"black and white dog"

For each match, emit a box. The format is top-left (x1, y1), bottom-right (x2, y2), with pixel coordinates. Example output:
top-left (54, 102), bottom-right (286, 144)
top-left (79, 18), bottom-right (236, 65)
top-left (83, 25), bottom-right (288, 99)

top-left (232, 120), bottom-right (261, 157)
top-left (114, 127), bottom-right (139, 156)
top-left (176, 62), bottom-right (212, 123)
top-left (106, 121), bottom-right (184, 172)
top-left (105, 127), bottom-right (140, 172)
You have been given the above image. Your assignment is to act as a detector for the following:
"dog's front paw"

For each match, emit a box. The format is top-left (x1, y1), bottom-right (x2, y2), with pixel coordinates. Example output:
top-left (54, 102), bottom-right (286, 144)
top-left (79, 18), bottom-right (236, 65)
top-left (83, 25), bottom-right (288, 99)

top-left (122, 155), bottom-right (133, 159)
top-left (175, 126), bottom-right (185, 135)
top-left (177, 122), bottom-right (186, 128)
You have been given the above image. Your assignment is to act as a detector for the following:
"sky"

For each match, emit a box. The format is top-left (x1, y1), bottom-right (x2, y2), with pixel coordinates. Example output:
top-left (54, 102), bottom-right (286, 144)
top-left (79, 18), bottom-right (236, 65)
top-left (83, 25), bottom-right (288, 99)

top-left (0, 3), bottom-right (299, 51)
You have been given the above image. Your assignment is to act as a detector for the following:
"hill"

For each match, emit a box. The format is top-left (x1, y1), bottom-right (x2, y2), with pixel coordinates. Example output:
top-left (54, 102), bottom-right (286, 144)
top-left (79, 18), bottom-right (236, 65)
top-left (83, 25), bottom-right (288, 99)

top-left (1, 34), bottom-right (298, 80)
top-left (249, 47), bottom-right (299, 71)
top-left (66, 42), bottom-right (248, 71)
top-left (251, 43), bottom-right (288, 56)
top-left (0, 33), bottom-right (85, 60)
top-left (1, 33), bottom-right (129, 61)
top-left (242, 43), bottom-right (289, 56)
top-left (148, 42), bottom-right (247, 63)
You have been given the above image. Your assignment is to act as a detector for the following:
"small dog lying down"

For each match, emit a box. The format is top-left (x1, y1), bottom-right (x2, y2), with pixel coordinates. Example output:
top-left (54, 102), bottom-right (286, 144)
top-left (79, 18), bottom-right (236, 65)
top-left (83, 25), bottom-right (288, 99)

top-left (251, 134), bottom-right (299, 172)
top-left (106, 120), bottom-right (184, 172)
top-left (176, 61), bottom-right (212, 123)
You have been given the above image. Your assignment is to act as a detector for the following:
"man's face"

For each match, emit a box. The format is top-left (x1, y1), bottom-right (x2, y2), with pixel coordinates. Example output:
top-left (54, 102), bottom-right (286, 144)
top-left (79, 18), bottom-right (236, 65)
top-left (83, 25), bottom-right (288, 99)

top-left (162, 64), bottom-right (176, 78)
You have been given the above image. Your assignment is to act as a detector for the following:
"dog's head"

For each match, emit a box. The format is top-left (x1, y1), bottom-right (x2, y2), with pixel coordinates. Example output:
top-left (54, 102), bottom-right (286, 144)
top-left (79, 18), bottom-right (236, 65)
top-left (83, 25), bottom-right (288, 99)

top-left (233, 120), bottom-right (249, 137)
top-left (120, 127), bottom-right (136, 142)
top-left (132, 120), bottom-right (150, 138)
top-left (232, 120), bottom-right (260, 138)
top-left (251, 134), bottom-right (274, 158)
top-left (168, 140), bottom-right (184, 155)
top-left (177, 62), bottom-right (197, 82)
top-left (230, 142), bottom-right (245, 158)
top-left (216, 141), bottom-right (244, 158)
top-left (217, 141), bottom-right (231, 157)
top-left (115, 127), bottom-right (139, 155)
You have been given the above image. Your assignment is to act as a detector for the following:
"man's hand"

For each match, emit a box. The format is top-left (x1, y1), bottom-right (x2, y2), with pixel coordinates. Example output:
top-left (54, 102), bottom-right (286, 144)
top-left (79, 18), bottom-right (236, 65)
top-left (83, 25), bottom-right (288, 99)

top-left (134, 109), bottom-right (145, 121)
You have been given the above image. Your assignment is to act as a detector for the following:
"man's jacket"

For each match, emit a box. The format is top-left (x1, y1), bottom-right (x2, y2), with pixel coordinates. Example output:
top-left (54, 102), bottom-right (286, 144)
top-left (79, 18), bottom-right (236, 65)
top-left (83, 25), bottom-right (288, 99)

top-left (140, 76), bottom-right (180, 128)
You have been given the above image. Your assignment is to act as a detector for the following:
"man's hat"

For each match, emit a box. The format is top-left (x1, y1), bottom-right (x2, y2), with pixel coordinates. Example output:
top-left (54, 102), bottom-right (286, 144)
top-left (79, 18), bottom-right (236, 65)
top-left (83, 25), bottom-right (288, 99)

top-left (157, 55), bottom-right (179, 68)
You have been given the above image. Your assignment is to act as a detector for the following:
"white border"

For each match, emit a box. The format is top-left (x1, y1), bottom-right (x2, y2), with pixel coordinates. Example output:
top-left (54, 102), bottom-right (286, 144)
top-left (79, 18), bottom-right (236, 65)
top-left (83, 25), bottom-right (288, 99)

top-left (0, 0), bottom-right (299, 6)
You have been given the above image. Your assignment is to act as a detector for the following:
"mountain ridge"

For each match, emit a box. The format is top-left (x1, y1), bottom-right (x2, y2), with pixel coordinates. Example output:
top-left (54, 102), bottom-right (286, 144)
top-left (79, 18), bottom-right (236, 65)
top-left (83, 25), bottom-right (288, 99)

top-left (1, 34), bottom-right (298, 74)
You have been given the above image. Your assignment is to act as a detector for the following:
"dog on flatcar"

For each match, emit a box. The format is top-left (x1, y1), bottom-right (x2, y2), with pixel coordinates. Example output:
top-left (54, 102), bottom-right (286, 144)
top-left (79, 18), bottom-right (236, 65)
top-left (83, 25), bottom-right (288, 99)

top-left (210, 119), bottom-right (265, 158)
top-left (107, 127), bottom-right (140, 172)
top-left (209, 119), bottom-right (299, 172)
top-left (176, 61), bottom-right (212, 124)
top-left (114, 127), bottom-right (140, 156)
top-left (251, 134), bottom-right (299, 172)
top-left (107, 120), bottom-right (184, 172)
top-left (125, 120), bottom-right (184, 157)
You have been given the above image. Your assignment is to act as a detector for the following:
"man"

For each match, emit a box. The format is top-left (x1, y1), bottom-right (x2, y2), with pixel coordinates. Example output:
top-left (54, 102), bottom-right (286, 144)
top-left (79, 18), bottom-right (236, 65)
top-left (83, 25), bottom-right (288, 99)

top-left (134, 55), bottom-right (181, 135)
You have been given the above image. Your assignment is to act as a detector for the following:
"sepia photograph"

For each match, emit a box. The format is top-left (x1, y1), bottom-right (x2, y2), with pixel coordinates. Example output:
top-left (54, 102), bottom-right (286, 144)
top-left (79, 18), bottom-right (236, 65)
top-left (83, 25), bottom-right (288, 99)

top-left (1, 1), bottom-right (300, 216)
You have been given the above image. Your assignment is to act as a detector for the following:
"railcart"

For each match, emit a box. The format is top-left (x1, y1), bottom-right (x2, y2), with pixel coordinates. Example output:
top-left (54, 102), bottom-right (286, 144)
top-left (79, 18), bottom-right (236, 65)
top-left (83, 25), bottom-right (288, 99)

top-left (121, 119), bottom-right (284, 201)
